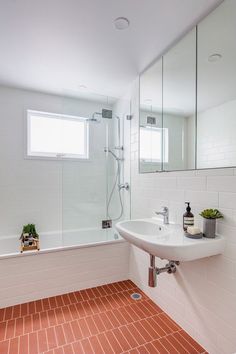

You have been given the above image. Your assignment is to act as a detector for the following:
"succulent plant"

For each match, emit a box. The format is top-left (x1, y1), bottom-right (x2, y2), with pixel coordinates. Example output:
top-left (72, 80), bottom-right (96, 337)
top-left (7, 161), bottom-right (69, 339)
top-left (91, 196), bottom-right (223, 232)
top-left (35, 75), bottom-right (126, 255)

top-left (199, 209), bottom-right (223, 219)
top-left (22, 224), bottom-right (39, 238)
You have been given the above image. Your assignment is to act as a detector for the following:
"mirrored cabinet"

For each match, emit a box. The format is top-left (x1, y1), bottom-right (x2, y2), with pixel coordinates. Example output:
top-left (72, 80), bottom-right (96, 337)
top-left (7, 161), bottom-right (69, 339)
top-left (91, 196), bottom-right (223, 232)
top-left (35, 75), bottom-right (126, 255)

top-left (139, 0), bottom-right (236, 173)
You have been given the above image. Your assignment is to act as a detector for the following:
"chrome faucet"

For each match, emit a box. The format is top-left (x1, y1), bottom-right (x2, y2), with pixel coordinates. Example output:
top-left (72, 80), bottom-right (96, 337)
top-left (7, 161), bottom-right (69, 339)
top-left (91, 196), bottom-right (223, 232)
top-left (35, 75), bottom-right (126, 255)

top-left (155, 206), bottom-right (169, 224)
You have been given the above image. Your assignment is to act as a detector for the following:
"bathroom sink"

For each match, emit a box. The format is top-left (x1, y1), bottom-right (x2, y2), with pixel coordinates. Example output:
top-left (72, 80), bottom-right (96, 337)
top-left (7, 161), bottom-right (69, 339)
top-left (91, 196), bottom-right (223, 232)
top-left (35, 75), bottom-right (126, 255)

top-left (116, 218), bottom-right (225, 261)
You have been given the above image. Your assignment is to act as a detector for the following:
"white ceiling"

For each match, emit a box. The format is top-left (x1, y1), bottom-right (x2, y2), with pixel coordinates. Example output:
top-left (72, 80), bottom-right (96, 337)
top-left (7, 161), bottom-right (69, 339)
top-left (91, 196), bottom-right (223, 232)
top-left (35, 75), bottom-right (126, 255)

top-left (0, 0), bottom-right (222, 100)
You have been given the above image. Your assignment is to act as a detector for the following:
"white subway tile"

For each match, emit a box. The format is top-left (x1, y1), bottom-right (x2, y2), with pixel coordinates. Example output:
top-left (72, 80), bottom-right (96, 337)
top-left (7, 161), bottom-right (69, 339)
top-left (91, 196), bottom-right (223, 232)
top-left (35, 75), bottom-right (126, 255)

top-left (177, 177), bottom-right (207, 190)
top-left (207, 176), bottom-right (236, 192)
top-left (219, 192), bottom-right (236, 209)
top-left (185, 190), bottom-right (218, 206)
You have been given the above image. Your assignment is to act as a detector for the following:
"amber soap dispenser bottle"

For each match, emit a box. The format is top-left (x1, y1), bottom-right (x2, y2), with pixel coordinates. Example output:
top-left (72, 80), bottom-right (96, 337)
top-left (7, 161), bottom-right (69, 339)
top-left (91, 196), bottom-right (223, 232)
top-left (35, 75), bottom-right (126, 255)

top-left (183, 202), bottom-right (194, 232)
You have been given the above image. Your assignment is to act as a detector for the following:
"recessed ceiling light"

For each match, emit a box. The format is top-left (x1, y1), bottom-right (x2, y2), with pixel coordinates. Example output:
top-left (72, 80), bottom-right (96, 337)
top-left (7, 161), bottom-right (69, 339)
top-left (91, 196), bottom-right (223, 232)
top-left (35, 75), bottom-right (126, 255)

top-left (208, 53), bottom-right (222, 63)
top-left (114, 17), bottom-right (130, 30)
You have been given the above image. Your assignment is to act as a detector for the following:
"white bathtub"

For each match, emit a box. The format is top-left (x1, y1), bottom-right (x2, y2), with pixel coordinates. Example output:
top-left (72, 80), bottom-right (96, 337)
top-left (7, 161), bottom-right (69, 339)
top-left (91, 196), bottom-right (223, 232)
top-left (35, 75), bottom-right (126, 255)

top-left (0, 227), bottom-right (129, 308)
top-left (0, 227), bottom-right (123, 259)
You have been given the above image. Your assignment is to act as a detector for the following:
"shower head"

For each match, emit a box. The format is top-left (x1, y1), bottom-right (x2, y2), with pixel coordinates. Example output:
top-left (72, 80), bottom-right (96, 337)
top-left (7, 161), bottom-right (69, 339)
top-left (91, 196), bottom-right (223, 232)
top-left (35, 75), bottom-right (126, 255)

top-left (102, 109), bottom-right (112, 119)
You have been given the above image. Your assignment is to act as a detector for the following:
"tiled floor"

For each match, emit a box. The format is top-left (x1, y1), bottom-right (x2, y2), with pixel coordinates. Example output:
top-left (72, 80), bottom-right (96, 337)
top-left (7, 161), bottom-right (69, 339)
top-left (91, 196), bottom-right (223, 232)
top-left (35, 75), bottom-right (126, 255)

top-left (0, 280), bottom-right (207, 354)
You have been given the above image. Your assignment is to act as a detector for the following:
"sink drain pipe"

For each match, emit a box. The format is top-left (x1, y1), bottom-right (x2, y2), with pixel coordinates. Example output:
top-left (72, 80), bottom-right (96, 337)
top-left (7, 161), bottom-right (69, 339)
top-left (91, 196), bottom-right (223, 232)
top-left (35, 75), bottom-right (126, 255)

top-left (148, 255), bottom-right (180, 287)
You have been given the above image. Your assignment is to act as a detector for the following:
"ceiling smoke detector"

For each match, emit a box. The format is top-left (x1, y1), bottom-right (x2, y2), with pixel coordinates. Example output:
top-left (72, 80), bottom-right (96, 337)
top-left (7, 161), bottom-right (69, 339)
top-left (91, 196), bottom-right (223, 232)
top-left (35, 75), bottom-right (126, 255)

top-left (114, 17), bottom-right (130, 30)
top-left (208, 53), bottom-right (222, 63)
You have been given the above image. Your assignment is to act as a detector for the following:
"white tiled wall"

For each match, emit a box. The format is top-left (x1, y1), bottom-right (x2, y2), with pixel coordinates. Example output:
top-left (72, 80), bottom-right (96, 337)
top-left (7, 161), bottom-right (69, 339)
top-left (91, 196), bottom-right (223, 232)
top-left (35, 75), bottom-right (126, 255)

top-left (0, 86), bottom-right (114, 237)
top-left (0, 241), bottom-right (129, 308)
top-left (129, 79), bottom-right (236, 354)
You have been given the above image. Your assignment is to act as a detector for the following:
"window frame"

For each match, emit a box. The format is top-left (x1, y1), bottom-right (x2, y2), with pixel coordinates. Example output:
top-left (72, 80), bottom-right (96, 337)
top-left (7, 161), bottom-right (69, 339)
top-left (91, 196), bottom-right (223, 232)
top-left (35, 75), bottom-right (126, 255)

top-left (26, 110), bottom-right (89, 161)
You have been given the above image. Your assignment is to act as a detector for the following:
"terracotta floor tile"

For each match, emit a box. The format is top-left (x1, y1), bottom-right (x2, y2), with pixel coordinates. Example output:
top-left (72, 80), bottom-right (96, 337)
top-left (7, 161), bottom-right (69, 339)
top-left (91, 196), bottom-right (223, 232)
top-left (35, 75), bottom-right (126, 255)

top-left (105, 330), bottom-right (123, 353)
top-left (0, 340), bottom-right (9, 354)
top-left (42, 298), bottom-right (50, 311)
top-left (89, 335), bottom-right (104, 354)
top-left (173, 331), bottom-right (199, 353)
top-left (106, 310), bottom-right (121, 328)
top-left (92, 313), bottom-right (106, 333)
top-left (80, 338), bottom-right (94, 353)
top-left (139, 319), bottom-right (160, 340)
top-left (54, 348), bottom-right (64, 354)
top-left (97, 332), bottom-right (114, 353)
top-left (55, 325), bottom-right (66, 346)
top-left (62, 322), bottom-right (75, 344)
top-left (23, 315), bottom-right (32, 334)
top-left (159, 336), bottom-right (179, 353)
top-left (0, 280), bottom-right (206, 354)
top-left (63, 343), bottom-right (74, 354)
top-left (40, 311), bottom-right (49, 329)
top-left (61, 306), bottom-right (72, 322)
top-left (85, 316), bottom-right (99, 335)
top-left (179, 330), bottom-right (205, 353)
top-left (54, 308), bottom-right (65, 325)
top-left (126, 323), bottom-right (146, 346)
top-left (5, 319), bottom-right (15, 339)
top-left (49, 296), bottom-right (57, 309)
top-left (0, 308), bottom-right (5, 322)
top-left (15, 317), bottom-right (24, 337)
top-left (19, 334), bottom-right (29, 354)
top-left (159, 313), bottom-right (181, 331)
top-left (48, 310), bottom-right (57, 327)
top-left (144, 342), bottom-right (159, 353)
top-left (32, 313), bottom-right (41, 332)
top-left (12, 305), bottom-right (21, 319)
top-left (4, 307), bottom-right (13, 321)
top-left (165, 333), bottom-right (189, 354)
top-left (9, 337), bottom-right (19, 354)
top-left (96, 285), bottom-right (107, 297)
top-left (29, 331), bottom-right (38, 354)
top-left (38, 329), bottom-right (48, 353)
top-left (152, 339), bottom-right (169, 354)
top-left (119, 325), bottom-right (139, 348)
top-left (152, 315), bottom-right (174, 335)
top-left (0, 322), bottom-right (7, 341)
top-left (72, 341), bottom-right (84, 354)
top-left (68, 304), bottom-right (79, 320)
top-left (35, 300), bottom-right (43, 313)
top-left (28, 301), bottom-right (36, 315)
top-left (78, 318), bottom-right (91, 338)
top-left (99, 312), bottom-right (114, 331)
top-left (91, 287), bottom-right (102, 298)
top-left (46, 327), bottom-right (57, 349)
top-left (135, 321), bottom-right (153, 342)
top-left (113, 327), bottom-right (131, 351)
top-left (81, 301), bottom-right (93, 316)
top-left (70, 320), bottom-right (83, 341)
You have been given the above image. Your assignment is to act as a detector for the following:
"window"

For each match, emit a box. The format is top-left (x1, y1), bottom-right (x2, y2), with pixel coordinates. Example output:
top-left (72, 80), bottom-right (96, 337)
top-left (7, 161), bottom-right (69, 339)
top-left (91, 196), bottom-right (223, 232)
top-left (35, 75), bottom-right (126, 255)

top-left (27, 110), bottom-right (89, 159)
top-left (140, 126), bottom-right (168, 163)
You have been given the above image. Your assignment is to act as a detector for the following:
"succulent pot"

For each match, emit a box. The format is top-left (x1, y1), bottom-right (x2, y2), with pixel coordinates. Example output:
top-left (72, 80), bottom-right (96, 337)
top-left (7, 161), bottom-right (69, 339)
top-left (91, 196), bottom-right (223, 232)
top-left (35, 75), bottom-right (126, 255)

top-left (203, 218), bottom-right (216, 238)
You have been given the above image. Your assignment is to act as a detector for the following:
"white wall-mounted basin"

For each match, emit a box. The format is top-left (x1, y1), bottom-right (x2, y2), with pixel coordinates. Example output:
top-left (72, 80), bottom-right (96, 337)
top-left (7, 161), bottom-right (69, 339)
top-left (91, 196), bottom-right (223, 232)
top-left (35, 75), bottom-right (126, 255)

top-left (116, 218), bottom-right (225, 261)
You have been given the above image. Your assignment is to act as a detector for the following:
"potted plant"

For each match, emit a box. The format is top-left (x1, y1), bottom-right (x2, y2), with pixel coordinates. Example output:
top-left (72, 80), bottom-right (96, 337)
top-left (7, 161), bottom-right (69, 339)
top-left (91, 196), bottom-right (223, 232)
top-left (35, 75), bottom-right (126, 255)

top-left (199, 209), bottom-right (223, 238)
top-left (20, 224), bottom-right (39, 245)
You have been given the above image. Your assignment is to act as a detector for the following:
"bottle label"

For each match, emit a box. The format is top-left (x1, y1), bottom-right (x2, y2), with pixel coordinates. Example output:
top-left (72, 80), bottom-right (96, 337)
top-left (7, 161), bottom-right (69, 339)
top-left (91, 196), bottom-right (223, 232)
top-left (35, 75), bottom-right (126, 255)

top-left (184, 217), bottom-right (194, 230)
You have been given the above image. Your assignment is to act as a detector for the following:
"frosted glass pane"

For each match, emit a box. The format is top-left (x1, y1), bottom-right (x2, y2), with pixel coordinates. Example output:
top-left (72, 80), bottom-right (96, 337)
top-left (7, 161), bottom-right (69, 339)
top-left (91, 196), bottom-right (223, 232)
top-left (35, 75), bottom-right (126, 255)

top-left (28, 112), bottom-right (88, 158)
top-left (30, 115), bottom-right (62, 153)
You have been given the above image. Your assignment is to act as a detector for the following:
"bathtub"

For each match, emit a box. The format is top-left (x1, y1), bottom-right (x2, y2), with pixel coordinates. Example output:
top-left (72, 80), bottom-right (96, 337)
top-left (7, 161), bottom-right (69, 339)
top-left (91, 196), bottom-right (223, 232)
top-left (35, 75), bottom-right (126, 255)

top-left (0, 227), bottom-right (123, 259)
top-left (0, 227), bottom-right (129, 307)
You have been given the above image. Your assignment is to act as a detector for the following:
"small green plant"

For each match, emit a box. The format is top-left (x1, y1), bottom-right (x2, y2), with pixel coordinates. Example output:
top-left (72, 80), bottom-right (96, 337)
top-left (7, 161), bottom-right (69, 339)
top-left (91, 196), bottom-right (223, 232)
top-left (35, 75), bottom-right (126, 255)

top-left (22, 224), bottom-right (39, 238)
top-left (199, 209), bottom-right (223, 219)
